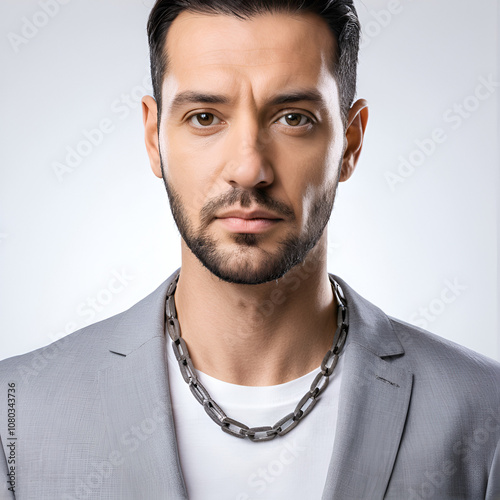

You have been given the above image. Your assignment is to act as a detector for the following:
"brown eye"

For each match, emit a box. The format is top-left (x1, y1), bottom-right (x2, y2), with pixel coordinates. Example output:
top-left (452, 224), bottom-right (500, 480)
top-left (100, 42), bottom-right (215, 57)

top-left (278, 113), bottom-right (310, 127)
top-left (189, 113), bottom-right (221, 127)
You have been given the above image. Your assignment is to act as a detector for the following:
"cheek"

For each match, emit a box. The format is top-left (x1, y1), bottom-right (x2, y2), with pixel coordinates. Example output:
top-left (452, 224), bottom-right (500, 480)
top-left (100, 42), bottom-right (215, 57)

top-left (275, 129), bottom-right (342, 197)
top-left (274, 129), bottom-right (342, 229)
top-left (162, 127), bottom-right (226, 215)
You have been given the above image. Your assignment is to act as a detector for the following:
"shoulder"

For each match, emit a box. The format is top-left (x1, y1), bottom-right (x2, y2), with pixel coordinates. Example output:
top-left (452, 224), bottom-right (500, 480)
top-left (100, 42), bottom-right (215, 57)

top-left (0, 271), bottom-right (177, 387)
top-left (0, 311), bottom-right (119, 389)
top-left (389, 315), bottom-right (500, 381)
top-left (332, 273), bottom-right (500, 410)
top-left (388, 312), bottom-right (500, 426)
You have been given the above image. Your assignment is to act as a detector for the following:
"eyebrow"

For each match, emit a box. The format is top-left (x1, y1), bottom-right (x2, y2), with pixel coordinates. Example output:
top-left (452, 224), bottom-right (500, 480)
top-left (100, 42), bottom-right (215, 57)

top-left (168, 88), bottom-right (326, 112)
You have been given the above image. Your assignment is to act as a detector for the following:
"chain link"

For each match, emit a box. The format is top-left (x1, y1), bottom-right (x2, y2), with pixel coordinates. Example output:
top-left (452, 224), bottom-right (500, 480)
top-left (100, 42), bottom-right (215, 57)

top-left (203, 399), bottom-right (227, 425)
top-left (165, 270), bottom-right (349, 441)
top-left (221, 416), bottom-right (249, 438)
top-left (189, 380), bottom-right (210, 405)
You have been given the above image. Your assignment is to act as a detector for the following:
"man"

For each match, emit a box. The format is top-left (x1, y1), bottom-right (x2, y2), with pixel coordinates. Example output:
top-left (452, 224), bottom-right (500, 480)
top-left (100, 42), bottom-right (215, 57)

top-left (0, 0), bottom-right (499, 498)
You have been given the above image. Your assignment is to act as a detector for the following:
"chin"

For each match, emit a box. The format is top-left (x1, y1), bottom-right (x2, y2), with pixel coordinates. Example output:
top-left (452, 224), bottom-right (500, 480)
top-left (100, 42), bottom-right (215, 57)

top-left (198, 246), bottom-right (303, 285)
top-left (208, 266), bottom-right (286, 285)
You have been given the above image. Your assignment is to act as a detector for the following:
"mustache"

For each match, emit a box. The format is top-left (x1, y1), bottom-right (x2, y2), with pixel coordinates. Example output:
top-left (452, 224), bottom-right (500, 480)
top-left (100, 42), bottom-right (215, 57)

top-left (199, 189), bottom-right (295, 229)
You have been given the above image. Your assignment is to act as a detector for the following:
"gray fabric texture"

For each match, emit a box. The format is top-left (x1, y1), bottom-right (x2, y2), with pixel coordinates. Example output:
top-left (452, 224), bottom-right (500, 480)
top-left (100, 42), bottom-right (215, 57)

top-left (0, 268), bottom-right (499, 499)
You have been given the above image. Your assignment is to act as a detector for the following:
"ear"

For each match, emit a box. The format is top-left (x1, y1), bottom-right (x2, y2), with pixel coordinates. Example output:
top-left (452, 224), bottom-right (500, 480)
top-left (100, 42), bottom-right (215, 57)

top-left (339, 98), bottom-right (369, 182)
top-left (142, 95), bottom-right (162, 178)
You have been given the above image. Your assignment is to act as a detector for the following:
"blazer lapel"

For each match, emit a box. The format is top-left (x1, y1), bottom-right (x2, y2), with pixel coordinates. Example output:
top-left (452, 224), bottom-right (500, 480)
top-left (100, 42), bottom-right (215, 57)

top-left (99, 269), bottom-right (188, 499)
top-left (322, 275), bottom-right (414, 500)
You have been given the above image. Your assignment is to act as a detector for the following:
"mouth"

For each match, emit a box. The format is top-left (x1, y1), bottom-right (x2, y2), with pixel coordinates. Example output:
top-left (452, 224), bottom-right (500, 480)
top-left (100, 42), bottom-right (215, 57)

top-left (215, 216), bottom-right (282, 234)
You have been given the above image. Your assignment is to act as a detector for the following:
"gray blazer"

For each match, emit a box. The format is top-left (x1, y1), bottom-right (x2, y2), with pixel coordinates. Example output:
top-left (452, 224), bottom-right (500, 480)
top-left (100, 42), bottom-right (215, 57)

top-left (0, 269), bottom-right (499, 499)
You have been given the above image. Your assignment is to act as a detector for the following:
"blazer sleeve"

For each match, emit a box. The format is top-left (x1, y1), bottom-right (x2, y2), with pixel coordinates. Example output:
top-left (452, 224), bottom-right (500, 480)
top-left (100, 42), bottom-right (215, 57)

top-left (486, 438), bottom-right (500, 500)
top-left (0, 436), bottom-right (15, 500)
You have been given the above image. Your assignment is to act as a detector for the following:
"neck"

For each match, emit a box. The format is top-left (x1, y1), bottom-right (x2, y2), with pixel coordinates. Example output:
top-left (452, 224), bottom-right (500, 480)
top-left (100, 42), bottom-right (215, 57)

top-left (173, 238), bottom-right (337, 386)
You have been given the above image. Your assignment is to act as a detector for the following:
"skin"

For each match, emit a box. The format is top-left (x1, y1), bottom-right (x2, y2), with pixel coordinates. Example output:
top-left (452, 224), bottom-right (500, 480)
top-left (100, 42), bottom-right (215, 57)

top-left (142, 10), bottom-right (368, 386)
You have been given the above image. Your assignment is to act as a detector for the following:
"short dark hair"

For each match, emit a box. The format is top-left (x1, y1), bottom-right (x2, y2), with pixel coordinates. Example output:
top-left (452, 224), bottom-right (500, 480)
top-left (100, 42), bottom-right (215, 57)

top-left (147, 0), bottom-right (361, 126)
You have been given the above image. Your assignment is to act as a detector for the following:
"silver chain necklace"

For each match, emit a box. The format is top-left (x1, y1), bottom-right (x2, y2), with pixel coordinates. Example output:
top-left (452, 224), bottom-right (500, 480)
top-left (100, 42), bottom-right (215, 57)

top-left (165, 270), bottom-right (349, 442)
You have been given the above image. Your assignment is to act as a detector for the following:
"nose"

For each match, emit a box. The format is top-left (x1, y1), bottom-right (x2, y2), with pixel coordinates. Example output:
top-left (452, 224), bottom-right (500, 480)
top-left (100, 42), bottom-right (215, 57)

top-left (222, 122), bottom-right (274, 190)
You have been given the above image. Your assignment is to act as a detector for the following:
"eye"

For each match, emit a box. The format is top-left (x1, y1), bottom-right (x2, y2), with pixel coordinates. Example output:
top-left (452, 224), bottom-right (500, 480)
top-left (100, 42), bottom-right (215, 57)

top-left (276, 113), bottom-right (311, 127)
top-left (189, 112), bottom-right (222, 128)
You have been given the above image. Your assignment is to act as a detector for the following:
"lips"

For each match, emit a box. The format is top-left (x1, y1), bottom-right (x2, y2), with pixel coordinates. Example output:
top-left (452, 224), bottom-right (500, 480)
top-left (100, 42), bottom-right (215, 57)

top-left (215, 208), bottom-right (283, 234)
top-left (216, 209), bottom-right (283, 220)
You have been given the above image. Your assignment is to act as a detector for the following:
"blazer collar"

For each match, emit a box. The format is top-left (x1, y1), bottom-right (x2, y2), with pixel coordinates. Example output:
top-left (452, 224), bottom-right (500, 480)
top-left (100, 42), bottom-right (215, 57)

top-left (330, 274), bottom-right (405, 358)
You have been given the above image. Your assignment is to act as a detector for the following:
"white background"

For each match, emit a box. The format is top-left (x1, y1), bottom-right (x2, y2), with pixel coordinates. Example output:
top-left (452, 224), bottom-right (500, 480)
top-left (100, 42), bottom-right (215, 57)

top-left (0, 0), bottom-right (498, 361)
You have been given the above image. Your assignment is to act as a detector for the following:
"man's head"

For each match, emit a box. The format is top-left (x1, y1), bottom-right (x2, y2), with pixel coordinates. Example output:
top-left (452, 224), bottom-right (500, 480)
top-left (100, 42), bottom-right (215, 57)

top-left (142, 1), bottom-right (368, 285)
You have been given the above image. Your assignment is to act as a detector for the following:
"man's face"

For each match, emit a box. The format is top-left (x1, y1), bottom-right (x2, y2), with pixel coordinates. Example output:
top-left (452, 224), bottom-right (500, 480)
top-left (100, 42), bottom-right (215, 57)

top-left (157, 11), bottom-right (346, 285)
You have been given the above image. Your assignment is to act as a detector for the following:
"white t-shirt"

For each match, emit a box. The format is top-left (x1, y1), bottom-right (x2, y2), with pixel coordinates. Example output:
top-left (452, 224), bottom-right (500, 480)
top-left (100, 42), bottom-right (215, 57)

top-left (167, 340), bottom-right (344, 500)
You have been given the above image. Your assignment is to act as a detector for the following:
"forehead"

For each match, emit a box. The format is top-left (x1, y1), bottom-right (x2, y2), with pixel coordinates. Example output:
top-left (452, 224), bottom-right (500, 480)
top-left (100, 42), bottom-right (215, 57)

top-left (163, 10), bottom-right (337, 105)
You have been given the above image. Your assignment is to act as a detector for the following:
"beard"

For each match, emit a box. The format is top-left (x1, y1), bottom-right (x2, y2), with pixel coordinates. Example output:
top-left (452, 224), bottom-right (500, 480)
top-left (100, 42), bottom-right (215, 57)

top-left (161, 157), bottom-right (340, 285)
